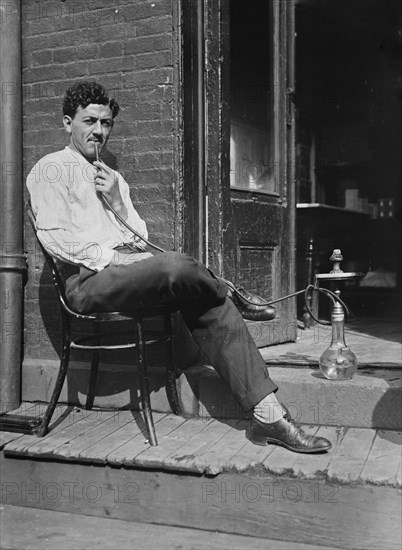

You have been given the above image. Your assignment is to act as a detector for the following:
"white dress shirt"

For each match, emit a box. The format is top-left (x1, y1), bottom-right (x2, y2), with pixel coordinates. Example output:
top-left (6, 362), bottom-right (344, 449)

top-left (27, 147), bottom-right (149, 271)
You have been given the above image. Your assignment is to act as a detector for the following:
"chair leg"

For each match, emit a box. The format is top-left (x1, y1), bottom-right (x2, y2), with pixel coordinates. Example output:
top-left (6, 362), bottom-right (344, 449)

top-left (85, 324), bottom-right (101, 410)
top-left (135, 320), bottom-right (158, 446)
top-left (37, 328), bottom-right (71, 437)
top-left (164, 314), bottom-right (182, 416)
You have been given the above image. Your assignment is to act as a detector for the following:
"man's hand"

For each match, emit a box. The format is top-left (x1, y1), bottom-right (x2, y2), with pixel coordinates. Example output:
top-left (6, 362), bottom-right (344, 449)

top-left (93, 160), bottom-right (128, 219)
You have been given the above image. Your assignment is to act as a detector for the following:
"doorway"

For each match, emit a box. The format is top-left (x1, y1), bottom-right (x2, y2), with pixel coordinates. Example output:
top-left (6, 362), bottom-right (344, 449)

top-left (191, 0), bottom-right (298, 347)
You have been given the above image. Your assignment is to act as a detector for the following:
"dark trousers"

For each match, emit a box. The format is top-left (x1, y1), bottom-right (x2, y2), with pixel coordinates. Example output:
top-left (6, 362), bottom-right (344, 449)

top-left (65, 251), bottom-right (277, 411)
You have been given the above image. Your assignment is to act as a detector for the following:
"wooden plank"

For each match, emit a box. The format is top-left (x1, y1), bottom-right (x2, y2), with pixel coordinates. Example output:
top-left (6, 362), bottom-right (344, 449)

top-left (163, 419), bottom-right (242, 473)
top-left (35, 404), bottom-right (78, 433)
top-left (8, 403), bottom-right (72, 426)
top-left (230, 438), bottom-right (277, 472)
top-left (106, 413), bottom-right (186, 466)
top-left (0, 403), bottom-right (54, 441)
top-left (0, 504), bottom-right (344, 550)
top-left (161, 418), bottom-right (216, 471)
top-left (4, 410), bottom-right (106, 457)
top-left (361, 431), bottom-right (402, 486)
top-left (79, 412), bottom-right (143, 463)
top-left (0, 432), bottom-right (25, 449)
top-left (291, 426), bottom-right (346, 478)
top-left (87, 411), bottom-right (165, 462)
top-left (51, 411), bottom-right (139, 461)
top-left (326, 428), bottom-right (377, 483)
top-left (34, 411), bottom-right (121, 458)
top-left (2, 456), bottom-right (401, 550)
top-left (3, 402), bottom-right (40, 416)
top-left (396, 461), bottom-right (401, 487)
top-left (2, 408), bottom-right (91, 455)
top-left (188, 419), bottom-right (247, 475)
top-left (262, 425), bottom-right (320, 474)
top-left (133, 417), bottom-right (218, 470)
top-left (2, 405), bottom-right (78, 455)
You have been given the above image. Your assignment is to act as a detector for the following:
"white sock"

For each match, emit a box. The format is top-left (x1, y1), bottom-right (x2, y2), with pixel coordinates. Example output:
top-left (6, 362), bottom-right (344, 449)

top-left (254, 393), bottom-right (285, 424)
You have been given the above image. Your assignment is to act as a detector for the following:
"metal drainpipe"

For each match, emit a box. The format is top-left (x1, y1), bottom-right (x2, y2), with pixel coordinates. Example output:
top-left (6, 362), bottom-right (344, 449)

top-left (0, 0), bottom-right (26, 412)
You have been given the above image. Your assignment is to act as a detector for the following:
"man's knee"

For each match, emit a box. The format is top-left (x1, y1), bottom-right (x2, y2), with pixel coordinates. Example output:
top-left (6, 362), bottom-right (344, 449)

top-left (160, 251), bottom-right (199, 284)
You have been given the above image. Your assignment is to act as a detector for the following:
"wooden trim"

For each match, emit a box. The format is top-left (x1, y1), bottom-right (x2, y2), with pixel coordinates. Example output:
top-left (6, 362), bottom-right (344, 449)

top-left (271, 0), bottom-right (282, 195)
top-left (2, 455), bottom-right (400, 549)
top-left (174, 0), bottom-right (208, 370)
top-left (172, 0), bottom-right (185, 253)
top-left (204, 0), bottom-right (237, 277)
top-left (286, 0), bottom-right (297, 304)
top-left (181, 0), bottom-right (206, 262)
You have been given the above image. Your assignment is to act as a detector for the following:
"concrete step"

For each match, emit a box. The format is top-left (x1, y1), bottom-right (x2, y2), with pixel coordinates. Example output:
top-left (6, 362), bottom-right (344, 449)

top-left (22, 358), bottom-right (402, 430)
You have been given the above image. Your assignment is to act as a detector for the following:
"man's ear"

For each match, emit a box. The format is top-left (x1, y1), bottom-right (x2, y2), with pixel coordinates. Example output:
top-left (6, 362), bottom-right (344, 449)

top-left (63, 115), bottom-right (73, 134)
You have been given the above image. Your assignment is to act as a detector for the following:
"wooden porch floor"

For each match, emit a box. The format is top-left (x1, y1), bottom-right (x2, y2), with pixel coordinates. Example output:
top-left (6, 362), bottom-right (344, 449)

top-left (1, 403), bottom-right (401, 486)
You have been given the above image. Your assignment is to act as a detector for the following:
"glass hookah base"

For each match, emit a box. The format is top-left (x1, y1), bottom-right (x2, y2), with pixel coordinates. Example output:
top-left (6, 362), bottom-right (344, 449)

top-left (319, 359), bottom-right (358, 381)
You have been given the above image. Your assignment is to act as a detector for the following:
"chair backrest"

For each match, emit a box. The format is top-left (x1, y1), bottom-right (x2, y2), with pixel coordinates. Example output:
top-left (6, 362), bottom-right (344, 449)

top-left (25, 201), bottom-right (81, 318)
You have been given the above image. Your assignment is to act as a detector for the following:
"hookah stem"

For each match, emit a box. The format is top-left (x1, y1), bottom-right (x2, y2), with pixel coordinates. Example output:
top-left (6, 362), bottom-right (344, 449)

top-left (95, 142), bottom-right (100, 163)
top-left (303, 285), bottom-right (350, 326)
top-left (95, 143), bottom-right (165, 253)
top-left (94, 145), bottom-right (347, 323)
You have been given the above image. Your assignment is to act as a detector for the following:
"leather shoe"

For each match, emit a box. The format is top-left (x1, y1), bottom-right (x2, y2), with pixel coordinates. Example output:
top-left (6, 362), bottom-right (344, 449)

top-left (248, 414), bottom-right (332, 453)
top-left (223, 280), bottom-right (276, 321)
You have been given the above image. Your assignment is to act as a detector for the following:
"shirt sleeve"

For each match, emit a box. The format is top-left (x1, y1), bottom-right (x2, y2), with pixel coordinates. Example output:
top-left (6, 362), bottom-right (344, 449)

top-left (26, 158), bottom-right (114, 271)
top-left (26, 157), bottom-right (70, 230)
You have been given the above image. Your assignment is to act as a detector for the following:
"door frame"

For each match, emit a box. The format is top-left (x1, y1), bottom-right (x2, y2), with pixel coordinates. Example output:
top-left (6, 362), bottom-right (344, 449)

top-left (204, 0), bottom-right (296, 287)
top-left (181, 0), bottom-right (297, 328)
top-left (181, 0), bottom-right (207, 263)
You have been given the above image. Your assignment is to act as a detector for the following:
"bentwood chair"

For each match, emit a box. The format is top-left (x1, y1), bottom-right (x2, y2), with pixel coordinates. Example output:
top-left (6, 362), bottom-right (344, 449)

top-left (26, 202), bottom-right (182, 446)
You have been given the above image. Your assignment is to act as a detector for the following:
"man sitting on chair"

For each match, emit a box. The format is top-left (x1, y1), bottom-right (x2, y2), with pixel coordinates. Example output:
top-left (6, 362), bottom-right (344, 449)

top-left (26, 81), bottom-right (331, 454)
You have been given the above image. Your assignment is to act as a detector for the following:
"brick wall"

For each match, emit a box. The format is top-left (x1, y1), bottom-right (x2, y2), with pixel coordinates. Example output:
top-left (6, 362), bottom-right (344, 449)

top-left (22, 0), bottom-right (180, 360)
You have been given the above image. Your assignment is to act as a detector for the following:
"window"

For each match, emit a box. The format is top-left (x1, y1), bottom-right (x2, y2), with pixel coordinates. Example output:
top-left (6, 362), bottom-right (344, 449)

top-left (229, 0), bottom-right (278, 194)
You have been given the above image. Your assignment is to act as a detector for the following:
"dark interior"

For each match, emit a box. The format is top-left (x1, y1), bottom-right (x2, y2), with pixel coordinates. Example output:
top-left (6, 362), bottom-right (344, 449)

top-left (229, 0), bottom-right (401, 317)
top-left (296, 0), bottom-right (401, 316)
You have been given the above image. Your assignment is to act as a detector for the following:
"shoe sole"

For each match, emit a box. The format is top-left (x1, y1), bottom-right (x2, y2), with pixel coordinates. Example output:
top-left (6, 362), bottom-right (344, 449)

top-left (248, 434), bottom-right (332, 454)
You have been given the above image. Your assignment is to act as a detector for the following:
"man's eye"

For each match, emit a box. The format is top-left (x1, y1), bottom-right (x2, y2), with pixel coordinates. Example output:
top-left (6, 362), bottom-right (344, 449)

top-left (82, 118), bottom-right (112, 127)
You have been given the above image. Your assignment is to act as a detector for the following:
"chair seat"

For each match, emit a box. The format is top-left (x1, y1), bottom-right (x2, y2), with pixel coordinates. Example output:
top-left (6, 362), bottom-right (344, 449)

top-left (81, 305), bottom-right (178, 323)
top-left (26, 201), bottom-right (182, 446)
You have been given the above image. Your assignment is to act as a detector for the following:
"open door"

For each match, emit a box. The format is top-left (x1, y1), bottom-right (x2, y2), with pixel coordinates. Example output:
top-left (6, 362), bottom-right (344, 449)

top-left (205, 0), bottom-right (297, 347)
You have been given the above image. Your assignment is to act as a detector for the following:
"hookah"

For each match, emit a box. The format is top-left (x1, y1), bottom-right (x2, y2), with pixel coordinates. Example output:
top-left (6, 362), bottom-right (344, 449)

top-left (311, 249), bottom-right (363, 380)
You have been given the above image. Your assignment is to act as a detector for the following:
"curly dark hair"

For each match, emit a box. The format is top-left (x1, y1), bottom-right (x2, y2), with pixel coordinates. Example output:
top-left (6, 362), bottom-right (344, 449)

top-left (63, 81), bottom-right (120, 118)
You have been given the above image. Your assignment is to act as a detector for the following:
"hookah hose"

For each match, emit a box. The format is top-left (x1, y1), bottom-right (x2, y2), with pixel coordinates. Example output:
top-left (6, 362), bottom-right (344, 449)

top-left (102, 189), bottom-right (347, 327)
top-left (95, 142), bottom-right (164, 253)
top-left (101, 192), bottom-right (165, 253)
top-left (95, 146), bottom-right (346, 327)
